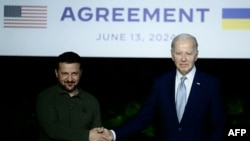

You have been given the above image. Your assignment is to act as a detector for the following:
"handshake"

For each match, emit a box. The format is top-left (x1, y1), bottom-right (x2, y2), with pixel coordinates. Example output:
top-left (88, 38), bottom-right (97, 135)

top-left (89, 127), bottom-right (114, 141)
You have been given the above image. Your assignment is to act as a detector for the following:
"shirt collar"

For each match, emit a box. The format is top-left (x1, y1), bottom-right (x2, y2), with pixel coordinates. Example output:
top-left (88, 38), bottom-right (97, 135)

top-left (176, 66), bottom-right (196, 81)
top-left (56, 84), bottom-right (85, 99)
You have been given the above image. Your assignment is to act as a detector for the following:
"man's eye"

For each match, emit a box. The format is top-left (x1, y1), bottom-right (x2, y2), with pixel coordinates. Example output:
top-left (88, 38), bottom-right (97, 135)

top-left (61, 72), bottom-right (68, 75)
top-left (72, 72), bottom-right (79, 75)
top-left (187, 52), bottom-right (194, 55)
top-left (175, 52), bottom-right (181, 55)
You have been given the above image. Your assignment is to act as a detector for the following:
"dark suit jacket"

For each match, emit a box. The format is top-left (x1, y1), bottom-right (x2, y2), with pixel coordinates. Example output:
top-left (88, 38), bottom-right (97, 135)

top-left (114, 69), bottom-right (225, 141)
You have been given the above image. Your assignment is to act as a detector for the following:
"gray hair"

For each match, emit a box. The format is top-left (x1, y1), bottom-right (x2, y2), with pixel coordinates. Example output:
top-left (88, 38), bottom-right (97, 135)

top-left (171, 33), bottom-right (198, 52)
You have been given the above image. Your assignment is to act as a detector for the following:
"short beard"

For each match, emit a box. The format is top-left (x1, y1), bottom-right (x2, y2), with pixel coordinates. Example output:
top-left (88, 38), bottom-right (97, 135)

top-left (58, 82), bottom-right (78, 93)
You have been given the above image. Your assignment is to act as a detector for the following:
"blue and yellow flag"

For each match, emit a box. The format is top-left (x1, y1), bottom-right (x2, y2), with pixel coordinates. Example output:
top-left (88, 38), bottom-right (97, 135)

top-left (222, 8), bottom-right (250, 30)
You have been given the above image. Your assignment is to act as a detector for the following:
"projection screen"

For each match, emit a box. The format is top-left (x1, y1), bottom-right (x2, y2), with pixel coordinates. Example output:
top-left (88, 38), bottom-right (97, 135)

top-left (1, 0), bottom-right (250, 58)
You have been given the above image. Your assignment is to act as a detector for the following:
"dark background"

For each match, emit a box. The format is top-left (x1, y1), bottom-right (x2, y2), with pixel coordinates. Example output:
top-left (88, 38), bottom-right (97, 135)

top-left (0, 56), bottom-right (249, 141)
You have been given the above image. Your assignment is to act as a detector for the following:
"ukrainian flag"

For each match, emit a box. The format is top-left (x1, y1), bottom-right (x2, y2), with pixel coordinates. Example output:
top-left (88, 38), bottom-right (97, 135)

top-left (222, 8), bottom-right (250, 30)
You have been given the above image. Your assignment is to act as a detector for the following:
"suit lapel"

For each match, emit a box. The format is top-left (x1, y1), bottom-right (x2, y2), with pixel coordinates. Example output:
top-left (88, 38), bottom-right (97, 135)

top-left (181, 70), bottom-right (202, 123)
top-left (167, 71), bottom-right (180, 124)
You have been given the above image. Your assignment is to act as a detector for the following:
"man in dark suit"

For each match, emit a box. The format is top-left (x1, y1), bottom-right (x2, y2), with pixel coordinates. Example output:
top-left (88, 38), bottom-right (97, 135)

top-left (98, 33), bottom-right (226, 141)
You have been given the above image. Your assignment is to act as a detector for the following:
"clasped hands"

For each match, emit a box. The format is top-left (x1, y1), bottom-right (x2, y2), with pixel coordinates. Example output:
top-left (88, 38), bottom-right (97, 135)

top-left (89, 127), bottom-right (114, 141)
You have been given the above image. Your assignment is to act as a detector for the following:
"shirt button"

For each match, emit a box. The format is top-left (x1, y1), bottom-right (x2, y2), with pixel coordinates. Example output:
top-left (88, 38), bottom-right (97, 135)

top-left (178, 128), bottom-right (182, 131)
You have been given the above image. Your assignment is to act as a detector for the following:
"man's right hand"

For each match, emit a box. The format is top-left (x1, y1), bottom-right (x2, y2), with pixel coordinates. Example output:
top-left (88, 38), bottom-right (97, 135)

top-left (89, 127), bottom-right (114, 141)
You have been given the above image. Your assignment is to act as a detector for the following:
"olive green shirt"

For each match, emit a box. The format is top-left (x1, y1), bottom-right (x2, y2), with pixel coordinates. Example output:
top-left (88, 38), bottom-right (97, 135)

top-left (36, 84), bottom-right (102, 141)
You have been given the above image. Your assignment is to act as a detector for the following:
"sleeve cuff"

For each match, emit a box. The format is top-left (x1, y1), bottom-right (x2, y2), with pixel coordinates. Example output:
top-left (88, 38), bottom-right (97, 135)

top-left (110, 130), bottom-right (116, 141)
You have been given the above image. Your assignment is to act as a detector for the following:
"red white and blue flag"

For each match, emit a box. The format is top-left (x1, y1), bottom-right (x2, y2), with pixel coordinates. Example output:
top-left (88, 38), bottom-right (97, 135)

top-left (4, 5), bottom-right (47, 28)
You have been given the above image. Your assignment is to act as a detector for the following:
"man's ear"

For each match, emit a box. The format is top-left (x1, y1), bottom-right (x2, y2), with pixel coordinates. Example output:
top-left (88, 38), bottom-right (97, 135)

top-left (55, 69), bottom-right (58, 78)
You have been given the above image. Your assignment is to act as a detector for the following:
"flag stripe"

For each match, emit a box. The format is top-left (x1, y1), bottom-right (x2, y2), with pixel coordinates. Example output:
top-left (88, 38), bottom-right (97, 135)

top-left (4, 5), bottom-right (47, 29)
top-left (222, 8), bottom-right (250, 19)
top-left (222, 19), bottom-right (250, 29)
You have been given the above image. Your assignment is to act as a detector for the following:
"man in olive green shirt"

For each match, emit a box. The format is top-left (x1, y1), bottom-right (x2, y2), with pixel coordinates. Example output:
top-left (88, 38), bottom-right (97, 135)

top-left (36, 51), bottom-right (104, 141)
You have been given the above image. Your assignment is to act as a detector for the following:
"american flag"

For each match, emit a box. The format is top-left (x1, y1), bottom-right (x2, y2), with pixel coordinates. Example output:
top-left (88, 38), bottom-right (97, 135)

top-left (4, 5), bottom-right (47, 28)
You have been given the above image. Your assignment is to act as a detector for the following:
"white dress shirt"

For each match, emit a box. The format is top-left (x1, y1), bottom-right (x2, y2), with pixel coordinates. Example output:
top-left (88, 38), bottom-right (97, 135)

top-left (175, 66), bottom-right (196, 103)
